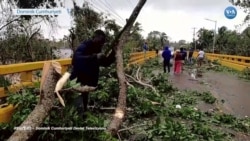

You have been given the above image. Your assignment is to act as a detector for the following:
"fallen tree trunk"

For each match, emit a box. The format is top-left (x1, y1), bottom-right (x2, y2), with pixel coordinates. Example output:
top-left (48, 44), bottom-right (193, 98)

top-left (107, 0), bottom-right (147, 136)
top-left (8, 0), bottom-right (147, 139)
top-left (8, 62), bottom-right (61, 141)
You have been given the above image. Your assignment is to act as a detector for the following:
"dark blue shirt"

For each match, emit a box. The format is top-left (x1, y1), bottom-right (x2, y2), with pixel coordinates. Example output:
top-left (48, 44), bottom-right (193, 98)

top-left (143, 44), bottom-right (148, 50)
top-left (181, 50), bottom-right (187, 60)
top-left (162, 47), bottom-right (172, 61)
top-left (70, 40), bottom-right (115, 86)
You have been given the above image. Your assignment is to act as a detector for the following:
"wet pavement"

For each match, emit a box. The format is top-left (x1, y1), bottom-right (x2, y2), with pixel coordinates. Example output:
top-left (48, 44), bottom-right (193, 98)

top-left (166, 68), bottom-right (250, 118)
top-left (157, 52), bottom-right (250, 118)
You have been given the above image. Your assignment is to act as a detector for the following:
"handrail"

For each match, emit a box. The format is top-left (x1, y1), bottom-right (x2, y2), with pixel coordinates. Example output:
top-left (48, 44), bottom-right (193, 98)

top-left (0, 51), bottom-right (156, 98)
top-left (193, 52), bottom-right (249, 71)
top-left (0, 59), bottom-right (71, 75)
top-left (0, 51), bottom-right (157, 123)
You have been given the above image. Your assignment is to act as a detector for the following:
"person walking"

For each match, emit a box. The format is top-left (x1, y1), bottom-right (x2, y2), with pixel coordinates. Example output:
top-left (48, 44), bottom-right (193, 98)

top-left (197, 48), bottom-right (205, 67)
top-left (180, 48), bottom-right (186, 72)
top-left (162, 46), bottom-right (172, 73)
top-left (174, 49), bottom-right (183, 74)
top-left (188, 48), bottom-right (194, 64)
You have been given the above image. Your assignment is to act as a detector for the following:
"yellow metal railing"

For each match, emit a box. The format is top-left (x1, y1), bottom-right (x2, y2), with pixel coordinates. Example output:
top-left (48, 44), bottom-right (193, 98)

top-left (1, 50), bottom-right (248, 123)
top-left (0, 51), bottom-right (157, 123)
top-left (193, 52), bottom-right (250, 71)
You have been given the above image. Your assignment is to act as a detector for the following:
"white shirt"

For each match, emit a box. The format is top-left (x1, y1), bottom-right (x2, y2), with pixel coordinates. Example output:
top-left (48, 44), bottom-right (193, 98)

top-left (198, 50), bottom-right (205, 58)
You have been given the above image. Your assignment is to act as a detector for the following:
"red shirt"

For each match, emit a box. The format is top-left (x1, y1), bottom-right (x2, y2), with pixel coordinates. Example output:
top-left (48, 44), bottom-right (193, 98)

top-left (175, 52), bottom-right (182, 61)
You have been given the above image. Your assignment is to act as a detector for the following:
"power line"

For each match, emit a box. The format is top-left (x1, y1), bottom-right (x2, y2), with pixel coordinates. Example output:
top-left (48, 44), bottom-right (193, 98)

top-left (124, 0), bottom-right (133, 9)
top-left (127, 0), bottom-right (134, 8)
top-left (84, 1), bottom-right (123, 26)
top-left (86, 0), bottom-right (126, 26)
top-left (100, 0), bottom-right (126, 24)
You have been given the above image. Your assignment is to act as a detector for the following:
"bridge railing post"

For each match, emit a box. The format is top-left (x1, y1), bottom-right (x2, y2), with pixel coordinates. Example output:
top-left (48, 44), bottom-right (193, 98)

top-left (20, 71), bottom-right (33, 82)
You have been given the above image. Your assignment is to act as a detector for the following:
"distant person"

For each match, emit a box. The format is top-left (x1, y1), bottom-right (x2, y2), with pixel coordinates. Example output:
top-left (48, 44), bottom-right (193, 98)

top-left (155, 49), bottom-right (159, 55)
top-left (197, 48), bottom-right (205, 67)
top-left (180, 48), bottom-right (187, 71)
top-left (188, 48), bottom-right (194, 64)
top-left (174, 49), bottom-right (182, 74)
top-left (142, 42), bottom-right (148, 58)
top-left (180, 48), bottom-right (187, 63)
top-left (162, 46), bottom-right (172, 73)
top-left (184, 48), bottom-right (187, 61)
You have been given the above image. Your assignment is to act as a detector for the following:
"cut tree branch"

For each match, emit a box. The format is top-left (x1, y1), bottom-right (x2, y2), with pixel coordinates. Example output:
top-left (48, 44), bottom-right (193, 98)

top-left (125, 74), bottom-right (159, 96)
top-left (59, 85), bottom-right (96, 93)
top-left (107, 0), bottom-right (147, 136)
top-left (118, 124), bottom-right (147, 132)
top-left (7, 62), bottom-right (61, 141)
top-left (136, 66), bottom-right (141, 81)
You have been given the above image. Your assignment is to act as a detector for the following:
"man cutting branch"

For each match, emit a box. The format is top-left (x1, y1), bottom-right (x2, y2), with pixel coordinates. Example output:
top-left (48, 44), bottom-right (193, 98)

top-left (70, 29), bottom-right (116, 114)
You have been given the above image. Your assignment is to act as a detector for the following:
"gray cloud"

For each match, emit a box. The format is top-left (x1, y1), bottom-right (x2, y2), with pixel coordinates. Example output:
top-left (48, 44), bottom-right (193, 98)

top-left (104, 0), bottom-right (234, 13)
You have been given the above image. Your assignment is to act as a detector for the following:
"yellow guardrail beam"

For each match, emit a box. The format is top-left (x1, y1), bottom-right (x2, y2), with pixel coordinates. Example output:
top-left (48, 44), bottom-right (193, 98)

top-left (219, 59), bottom-right (250, 67)
top-left (193, 51), bottom-right (249, 71)
top-left (207, 53), bottom-right (250, 60)
top-left (0, 52), bottom-right (155, 75)
top-left (0, 59), bottom-right (71, 75)
top-left (219, 60), bottom-right (247, 71)
top-left (129, 51), bottom-right (156, 63)
top-left (0, 51), bottom-right (158, 123)
top-left (128, 53), bottom-right (157, 66)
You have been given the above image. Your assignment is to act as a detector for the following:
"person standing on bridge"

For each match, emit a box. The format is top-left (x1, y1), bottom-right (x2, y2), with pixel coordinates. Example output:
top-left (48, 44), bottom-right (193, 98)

top-left (197, 48), bottom-right (205, 67)
top-left (142, 42), bottom-right (148, 58)
top-left (180, 48), bottom-right (187, 72)
top-left (180, 48), bottom-right (187, 63)
top-left (188, 48), bottom-right (194, 64)
top-left (174, 49), bottom-right (183, 74)
top-left (162, 46), bottom-right (172, 73)
top-left (70, 30), bottom-right (116, 116)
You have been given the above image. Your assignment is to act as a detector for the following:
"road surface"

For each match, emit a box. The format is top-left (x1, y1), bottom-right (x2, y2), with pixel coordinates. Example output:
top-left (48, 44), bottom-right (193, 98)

top-left (157, 51), bottom-right (250, 118)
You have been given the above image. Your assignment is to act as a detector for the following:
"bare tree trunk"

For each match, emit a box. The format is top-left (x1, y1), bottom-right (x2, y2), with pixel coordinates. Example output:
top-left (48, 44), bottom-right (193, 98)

top-left (107, 0), bottom-right (147, 136)
top-left (7, 62), bottom-right (61, 141)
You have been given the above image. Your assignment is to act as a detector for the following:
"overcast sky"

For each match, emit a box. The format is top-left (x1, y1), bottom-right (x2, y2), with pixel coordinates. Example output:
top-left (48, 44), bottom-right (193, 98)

top-left (41, 0), bottom-right (248, 42)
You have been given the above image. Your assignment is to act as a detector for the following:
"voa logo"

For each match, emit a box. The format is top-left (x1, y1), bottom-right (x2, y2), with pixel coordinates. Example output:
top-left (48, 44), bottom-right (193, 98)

top-left (224, 6), bottom-right (237, 19)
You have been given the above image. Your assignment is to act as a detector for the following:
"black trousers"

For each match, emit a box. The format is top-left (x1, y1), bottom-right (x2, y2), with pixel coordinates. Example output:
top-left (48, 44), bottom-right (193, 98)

top-left (74, 92), bottom-right (89, 116)
top-left (70, 70), bottom-right (94, 116)
top-left (163, 60), bottom-right (171, 73)
top-left (82, 92), bottom-right (89, 112)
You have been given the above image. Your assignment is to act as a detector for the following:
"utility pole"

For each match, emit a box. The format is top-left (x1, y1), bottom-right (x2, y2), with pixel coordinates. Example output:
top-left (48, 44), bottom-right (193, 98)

top-left (192, 27), bottom-right (196, 51)
top-left (205, 18), bottom-right (217, 54)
